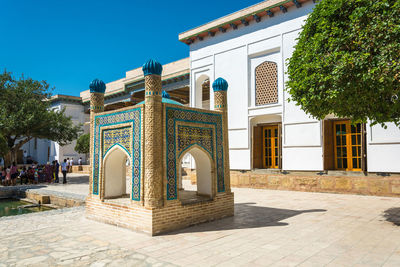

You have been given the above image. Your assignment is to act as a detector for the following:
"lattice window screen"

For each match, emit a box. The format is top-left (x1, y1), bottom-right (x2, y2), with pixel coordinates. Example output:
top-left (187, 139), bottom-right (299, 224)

top-left (255, 61), bottom-right (278, 106)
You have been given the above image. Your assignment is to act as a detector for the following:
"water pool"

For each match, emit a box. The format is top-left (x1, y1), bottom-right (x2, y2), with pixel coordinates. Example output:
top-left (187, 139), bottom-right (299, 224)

top-left (0, 198), bottom-right (53, 217)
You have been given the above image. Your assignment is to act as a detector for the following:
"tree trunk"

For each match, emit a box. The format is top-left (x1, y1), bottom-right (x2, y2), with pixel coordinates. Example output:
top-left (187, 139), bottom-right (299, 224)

top-left (4, 151), bottom-right (12, 167)
top-left (4, 137), bottom-right (32, 166)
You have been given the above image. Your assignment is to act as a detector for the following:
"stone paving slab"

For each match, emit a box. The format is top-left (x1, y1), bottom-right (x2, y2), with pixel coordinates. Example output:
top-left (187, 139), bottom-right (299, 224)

top-left (0, 173), bottom-right (89, 200)
top-left (1, 181), bottom-right (400, 266)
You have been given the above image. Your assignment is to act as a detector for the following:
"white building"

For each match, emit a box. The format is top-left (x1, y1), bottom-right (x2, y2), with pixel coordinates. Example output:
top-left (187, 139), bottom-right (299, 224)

top-left (22, 95), bottom-right (88, 165)
top-left (178, 0), bottom-right (400, 173)
top-left (23, 0), bottom-right (400, 173)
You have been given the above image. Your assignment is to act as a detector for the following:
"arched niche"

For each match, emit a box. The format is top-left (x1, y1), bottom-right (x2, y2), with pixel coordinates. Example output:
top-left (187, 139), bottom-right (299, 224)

top-left (103, 144), bottom-right (131, 199)
top-left (178, 145), bottom-right (213, 199)
top-left (195, 74), bottom-right (210, 109)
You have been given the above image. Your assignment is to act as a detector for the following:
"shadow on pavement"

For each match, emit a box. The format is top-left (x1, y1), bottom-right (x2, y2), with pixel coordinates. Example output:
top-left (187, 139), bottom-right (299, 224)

top-left (64, 175), bottom-right (89, 185)
top-left (170, 202), bottom-right (326, 234)
top-left (383, 207), bottom-right (400, 226)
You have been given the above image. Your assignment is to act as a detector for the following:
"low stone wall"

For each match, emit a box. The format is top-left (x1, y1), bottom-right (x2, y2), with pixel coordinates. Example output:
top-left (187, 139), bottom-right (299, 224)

top-left (86, 192), bottom-right (234, 236)
top-left (230, 171), bottom-right (400, 197)
top-left (23, 191), bottom-right (84, 207)
top-left (185, 169), bottom-right (400, 197)
top-left (0, 186), bottom-right (85, 207)
top-left (71, 165), bottom-right (90, 174)
top-left (182, 168), bottom-right (196, 184)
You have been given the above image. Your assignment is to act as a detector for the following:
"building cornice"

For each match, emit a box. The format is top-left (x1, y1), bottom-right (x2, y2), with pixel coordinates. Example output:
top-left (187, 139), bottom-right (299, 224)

top-left (80, 58), bottom-right (190, 103)
top-left (178, 0), bottom-right (312, 45)
top-left (49, 94), bottom-right (83, 104)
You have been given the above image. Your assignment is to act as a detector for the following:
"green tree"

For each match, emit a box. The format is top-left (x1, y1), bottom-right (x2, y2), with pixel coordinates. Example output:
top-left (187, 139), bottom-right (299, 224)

top-left (286, 0), bottom-right (400, 126)
top-left (0, 71), bottom-right (81, 165)
top-left (74, 133), bottom-right (90, 155)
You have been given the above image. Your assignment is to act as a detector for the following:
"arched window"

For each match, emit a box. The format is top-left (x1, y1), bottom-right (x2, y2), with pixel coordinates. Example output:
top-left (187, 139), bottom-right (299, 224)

top-left (195, 75), bottom-right (210, 109)
top-left (255, 61), bottom-right (278, 106)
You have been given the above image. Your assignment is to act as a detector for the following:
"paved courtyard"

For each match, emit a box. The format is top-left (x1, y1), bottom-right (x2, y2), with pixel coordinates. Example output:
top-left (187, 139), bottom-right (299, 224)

top-left (1, 175), bottom-right (400, 266)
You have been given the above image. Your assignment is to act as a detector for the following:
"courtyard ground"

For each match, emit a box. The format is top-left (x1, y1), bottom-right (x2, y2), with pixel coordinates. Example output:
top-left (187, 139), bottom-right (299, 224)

top-left (1, 174), bottom-right (400, 266)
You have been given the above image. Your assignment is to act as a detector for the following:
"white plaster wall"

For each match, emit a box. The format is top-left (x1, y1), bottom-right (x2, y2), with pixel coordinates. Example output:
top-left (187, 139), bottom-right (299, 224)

top-left (283, 147), bottom-right (323, 171)
top-left (367, 123), bottom-right (400, 173)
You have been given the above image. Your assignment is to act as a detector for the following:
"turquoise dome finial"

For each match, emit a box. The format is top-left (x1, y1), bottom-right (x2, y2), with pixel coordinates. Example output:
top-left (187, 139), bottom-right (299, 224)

top-left (162, 90), bottom-right (170, 99)
top-left (142, 59), bottom-right (163, 76)
top-left (136, 90), bottom-right (182, 106)
top-left (212, 77), bottom-right (228, 92)
top-left (89, 79), bottom-right (106, 93)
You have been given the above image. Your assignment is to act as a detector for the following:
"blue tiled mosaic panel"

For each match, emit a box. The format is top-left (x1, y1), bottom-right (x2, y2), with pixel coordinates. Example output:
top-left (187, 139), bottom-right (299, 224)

top-left (102, 127), bottom-right (132, 156)
top-left (93, 108), bottom-right (142, 201)
top-left (166, 106), bottom-right (224, 200)
top-left (177, 125), bottom-right (213, 158)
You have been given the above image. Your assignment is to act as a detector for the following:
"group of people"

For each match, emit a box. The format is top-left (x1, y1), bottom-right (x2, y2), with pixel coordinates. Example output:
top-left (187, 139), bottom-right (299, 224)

top-left (0, 157), bottom-right (81, 186)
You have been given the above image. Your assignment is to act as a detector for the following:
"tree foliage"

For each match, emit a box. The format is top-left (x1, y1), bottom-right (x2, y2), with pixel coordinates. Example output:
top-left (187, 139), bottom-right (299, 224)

top-left (0, 71), bottom-right (82, 164)
top-left (74, 133), bottom-right (90, 155)
top-left (286, 0), bottom-right (400, 126)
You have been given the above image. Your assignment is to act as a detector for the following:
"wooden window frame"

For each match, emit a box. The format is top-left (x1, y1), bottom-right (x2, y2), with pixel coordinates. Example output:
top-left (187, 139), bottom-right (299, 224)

top-left (332, 120), bottom-right (363, 171)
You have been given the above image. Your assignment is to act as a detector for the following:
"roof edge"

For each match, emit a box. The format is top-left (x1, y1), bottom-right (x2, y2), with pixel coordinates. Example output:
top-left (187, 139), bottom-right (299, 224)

top-left (178, 0), bottom-right (310, 44)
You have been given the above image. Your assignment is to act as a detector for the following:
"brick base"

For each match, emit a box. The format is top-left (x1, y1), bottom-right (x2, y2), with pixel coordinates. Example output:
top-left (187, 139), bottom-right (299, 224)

top-left (86, 192), bottom-right (234, 236)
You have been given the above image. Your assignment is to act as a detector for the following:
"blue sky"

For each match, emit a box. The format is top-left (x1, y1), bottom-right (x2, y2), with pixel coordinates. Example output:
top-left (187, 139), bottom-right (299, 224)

top-left (1, 0), bottom-right (258, 96)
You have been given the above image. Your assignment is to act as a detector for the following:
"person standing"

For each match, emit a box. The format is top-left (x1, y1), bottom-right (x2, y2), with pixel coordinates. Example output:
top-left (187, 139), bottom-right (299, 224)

top-left (69, 158), bottom-right (74, 173)
top-left (78, 157), bottom-right (82, 171)
top-left (10, 162), bottom-right (18, 186)
top-left (5, 166), bottom-right (11, 186)
top-left (61, 159), bottom-right (68, 184)
top-left (1, 167), bottom-right (6, 186)
top-left (45, 162), bottom-right (52, 183)
top-left (55, 160), bottom-right (60, 183)
top-left (66, 158), bottom-right (70, 173)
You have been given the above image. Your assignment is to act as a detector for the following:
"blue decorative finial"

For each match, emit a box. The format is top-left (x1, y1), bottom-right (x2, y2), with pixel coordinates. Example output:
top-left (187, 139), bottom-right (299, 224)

top-left (142, 59), bottom-right (163, 76)
top-left (212, 77), bottom-right (228, 92)
top-left (162, 90), bottom-right (170, 99)
top-left (89, 79), bottom-right (106, 93)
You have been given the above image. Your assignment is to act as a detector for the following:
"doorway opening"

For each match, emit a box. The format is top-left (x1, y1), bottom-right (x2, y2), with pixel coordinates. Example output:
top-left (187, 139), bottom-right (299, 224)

top-left (178, 146), bottom-right (213, 205)
top-left (263, 125), bottom-right (280, 169)
top-left (103, 145), bottom-right (131, 202)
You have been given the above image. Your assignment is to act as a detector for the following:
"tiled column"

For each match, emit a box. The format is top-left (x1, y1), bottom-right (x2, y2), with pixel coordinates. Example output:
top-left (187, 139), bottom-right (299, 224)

top-left (212, 78), bottom-right (231, 193)
top-left (89, 79), bottom-right (105, 196)
top-left (142, 59), bottom-right (163, 208)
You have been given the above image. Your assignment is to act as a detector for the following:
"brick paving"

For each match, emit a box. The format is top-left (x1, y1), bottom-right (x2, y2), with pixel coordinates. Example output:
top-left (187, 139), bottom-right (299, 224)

top-left (1, 175), bottom-right (400, 266)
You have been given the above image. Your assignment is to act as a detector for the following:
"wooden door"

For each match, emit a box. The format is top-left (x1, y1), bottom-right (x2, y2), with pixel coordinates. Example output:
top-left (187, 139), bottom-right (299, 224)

top-left (263, 125), bottom-right (279, 169)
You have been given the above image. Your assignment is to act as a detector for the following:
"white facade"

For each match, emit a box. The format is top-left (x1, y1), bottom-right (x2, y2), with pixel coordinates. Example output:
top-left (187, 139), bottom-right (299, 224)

top-left (185, 1), bottom-right (400, 173)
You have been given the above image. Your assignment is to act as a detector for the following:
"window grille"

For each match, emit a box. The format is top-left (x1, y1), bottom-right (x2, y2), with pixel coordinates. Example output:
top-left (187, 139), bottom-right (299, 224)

top-left (255, 61), bottom-right (278, 105)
